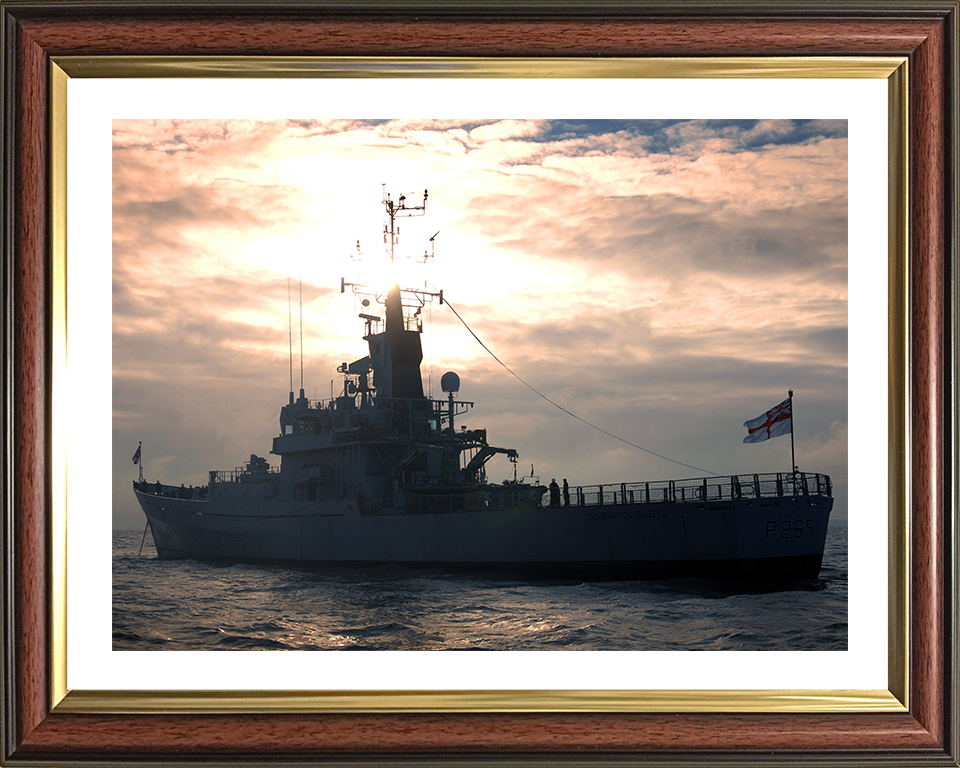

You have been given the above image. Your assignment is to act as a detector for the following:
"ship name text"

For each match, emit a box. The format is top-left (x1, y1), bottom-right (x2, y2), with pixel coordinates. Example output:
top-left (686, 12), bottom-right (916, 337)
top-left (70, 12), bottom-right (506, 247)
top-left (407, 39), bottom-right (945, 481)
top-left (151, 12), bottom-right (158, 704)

top-left (215, 531), bottom-right (246, 549)
top-left (766, 519), bottom-right (815, 540)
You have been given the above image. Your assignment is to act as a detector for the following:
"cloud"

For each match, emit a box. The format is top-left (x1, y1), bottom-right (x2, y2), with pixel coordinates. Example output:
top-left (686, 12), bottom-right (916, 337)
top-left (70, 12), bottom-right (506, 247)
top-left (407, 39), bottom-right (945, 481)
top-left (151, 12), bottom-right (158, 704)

top-left (468, 120), bottom-right (547, 143)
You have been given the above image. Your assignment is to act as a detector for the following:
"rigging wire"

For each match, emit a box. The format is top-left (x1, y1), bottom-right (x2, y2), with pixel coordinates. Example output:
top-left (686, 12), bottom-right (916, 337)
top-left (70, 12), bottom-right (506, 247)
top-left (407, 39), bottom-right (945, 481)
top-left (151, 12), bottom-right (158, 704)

top-left (137, 521), bottom-right (149, 557)
top-left (428, 301), bottom-right (434, 398)
top-left (441, 298), bottom-right (720, 477)
top-left (298, 273), bottom-right (304, 393)
top-left (287, 276), bottom-right (293, 395)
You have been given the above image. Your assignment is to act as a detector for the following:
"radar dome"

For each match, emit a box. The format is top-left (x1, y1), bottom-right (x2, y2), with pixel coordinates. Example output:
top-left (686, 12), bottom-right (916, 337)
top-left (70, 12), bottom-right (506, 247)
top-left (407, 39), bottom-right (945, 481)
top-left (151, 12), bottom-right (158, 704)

top-left (440, 371), bottom-right (461, 393)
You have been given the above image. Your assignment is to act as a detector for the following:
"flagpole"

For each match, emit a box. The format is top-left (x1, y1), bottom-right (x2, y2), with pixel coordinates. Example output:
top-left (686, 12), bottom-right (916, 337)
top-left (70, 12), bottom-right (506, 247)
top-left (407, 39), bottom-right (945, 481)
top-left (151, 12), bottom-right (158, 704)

top-left (138, 441), bottom-right (143, 483)
top-left (788, 390), bottom-right (796, 491)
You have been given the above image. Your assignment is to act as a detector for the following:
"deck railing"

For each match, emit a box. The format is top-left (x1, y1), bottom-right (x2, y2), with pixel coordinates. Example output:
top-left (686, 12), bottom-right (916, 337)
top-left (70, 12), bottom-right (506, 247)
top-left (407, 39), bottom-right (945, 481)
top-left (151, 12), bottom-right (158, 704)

top-left (133, 480), bottom-right (208, 499)
top-left (571, 471), bottom-right (832, 507)
top-left (361, 472), bottom-right (832, 516)
top-left (208, 466), bottom-right (281, 484)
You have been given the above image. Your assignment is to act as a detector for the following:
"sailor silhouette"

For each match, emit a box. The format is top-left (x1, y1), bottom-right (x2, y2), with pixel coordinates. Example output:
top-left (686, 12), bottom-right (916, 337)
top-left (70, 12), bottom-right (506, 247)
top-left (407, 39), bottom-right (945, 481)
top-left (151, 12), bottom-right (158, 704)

top-left (549, 478), bottom-right (561, 508)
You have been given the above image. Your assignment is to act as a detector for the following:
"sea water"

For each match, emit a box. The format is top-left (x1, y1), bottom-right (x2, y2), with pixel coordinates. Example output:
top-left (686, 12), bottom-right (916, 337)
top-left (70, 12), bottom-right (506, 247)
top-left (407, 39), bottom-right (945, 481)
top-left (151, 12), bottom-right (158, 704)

top-left (112, 523), bottom-right (847, 651)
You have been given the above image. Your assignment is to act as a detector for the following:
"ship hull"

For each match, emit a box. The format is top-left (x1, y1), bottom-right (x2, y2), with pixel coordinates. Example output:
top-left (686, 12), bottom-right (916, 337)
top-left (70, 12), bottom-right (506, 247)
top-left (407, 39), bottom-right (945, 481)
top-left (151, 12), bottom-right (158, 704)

top-left (136, 489), bottom-right (832, 582)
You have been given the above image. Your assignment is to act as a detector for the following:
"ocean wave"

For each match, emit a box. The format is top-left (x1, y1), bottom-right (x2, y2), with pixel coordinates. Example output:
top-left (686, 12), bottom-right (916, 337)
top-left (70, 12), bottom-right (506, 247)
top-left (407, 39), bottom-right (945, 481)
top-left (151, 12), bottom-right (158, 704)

top-left (112, 529), bottom-right (849, 652)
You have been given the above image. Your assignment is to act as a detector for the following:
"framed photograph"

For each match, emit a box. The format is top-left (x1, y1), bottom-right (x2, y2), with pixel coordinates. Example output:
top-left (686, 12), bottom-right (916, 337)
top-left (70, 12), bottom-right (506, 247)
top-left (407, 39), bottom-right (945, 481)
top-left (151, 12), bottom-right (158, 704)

top-left (3, 2), bottom-right (957, 765)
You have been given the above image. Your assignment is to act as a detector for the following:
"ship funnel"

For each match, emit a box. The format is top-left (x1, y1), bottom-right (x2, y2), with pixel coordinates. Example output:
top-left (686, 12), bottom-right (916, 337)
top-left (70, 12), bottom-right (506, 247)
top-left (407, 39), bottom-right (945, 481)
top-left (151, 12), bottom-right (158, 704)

top-left (441, 371), bottom-right (460, 393)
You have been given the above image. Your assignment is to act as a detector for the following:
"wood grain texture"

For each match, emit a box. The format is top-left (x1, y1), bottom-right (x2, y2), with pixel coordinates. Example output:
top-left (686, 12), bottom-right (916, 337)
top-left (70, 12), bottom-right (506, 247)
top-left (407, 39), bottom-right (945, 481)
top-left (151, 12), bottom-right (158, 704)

top-left (12, 19), bottom-right (50, 748)
top-left (908, 12), bottom-right (947, 749)
top-left (2, 4), bottom-right (956, 765)
top-left (17, 16), bottom-right (940, 56)
top-left (15, 712), bottom-right (942, 754)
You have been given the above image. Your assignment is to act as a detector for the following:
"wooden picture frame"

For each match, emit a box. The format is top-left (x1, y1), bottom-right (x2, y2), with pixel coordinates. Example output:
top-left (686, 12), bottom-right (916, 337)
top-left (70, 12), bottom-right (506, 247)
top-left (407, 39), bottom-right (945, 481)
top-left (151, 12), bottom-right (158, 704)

top-left (2, 2), bottom-right (957, 764)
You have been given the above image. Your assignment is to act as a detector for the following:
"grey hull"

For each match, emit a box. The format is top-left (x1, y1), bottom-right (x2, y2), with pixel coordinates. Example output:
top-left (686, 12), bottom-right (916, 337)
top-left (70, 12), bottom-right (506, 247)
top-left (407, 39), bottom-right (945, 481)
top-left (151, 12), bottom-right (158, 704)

top-left (136, 489), bottom-right (832, 582)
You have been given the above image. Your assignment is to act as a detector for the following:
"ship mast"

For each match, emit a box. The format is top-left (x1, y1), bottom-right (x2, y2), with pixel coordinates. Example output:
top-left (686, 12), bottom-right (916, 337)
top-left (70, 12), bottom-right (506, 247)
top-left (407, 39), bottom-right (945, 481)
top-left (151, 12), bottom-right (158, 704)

top-left (342, 186), bottom-right (443, 320)
top-left (382, 184), bottom-right (428, 266)
top-left (341, 186), bottom-right (444, 400)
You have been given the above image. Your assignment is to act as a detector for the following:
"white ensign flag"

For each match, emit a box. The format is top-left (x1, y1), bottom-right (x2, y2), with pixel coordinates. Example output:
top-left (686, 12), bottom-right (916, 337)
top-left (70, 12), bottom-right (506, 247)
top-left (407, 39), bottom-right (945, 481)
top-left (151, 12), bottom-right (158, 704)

top-left (743, 398), bottom-right (792, 443)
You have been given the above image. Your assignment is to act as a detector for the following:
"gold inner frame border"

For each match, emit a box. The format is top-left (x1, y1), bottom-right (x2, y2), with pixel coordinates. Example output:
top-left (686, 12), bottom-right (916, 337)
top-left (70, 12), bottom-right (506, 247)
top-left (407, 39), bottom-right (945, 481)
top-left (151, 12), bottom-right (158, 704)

top-left (49, 55), bottom-right (908, 715)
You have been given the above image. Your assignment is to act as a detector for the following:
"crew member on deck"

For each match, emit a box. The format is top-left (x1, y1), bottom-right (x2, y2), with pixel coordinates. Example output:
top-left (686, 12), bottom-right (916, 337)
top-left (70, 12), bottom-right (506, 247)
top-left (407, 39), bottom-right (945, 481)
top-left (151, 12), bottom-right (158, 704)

top-left (562, 479), bottom-right (570, 507)
top-left (549, 478), bottom-right (560, 508)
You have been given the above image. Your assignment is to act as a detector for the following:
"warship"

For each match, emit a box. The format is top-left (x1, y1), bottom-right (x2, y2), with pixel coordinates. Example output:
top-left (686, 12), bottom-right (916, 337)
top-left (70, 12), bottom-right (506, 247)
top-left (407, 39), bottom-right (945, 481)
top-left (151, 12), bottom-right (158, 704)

top-left (134, 188), bottom-right (833, 581)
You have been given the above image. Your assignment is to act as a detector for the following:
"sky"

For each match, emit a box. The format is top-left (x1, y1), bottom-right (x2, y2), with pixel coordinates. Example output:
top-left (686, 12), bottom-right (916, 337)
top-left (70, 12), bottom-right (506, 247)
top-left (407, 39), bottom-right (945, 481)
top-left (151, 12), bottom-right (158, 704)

top-left (112, 118), bottom-right (848, 529)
